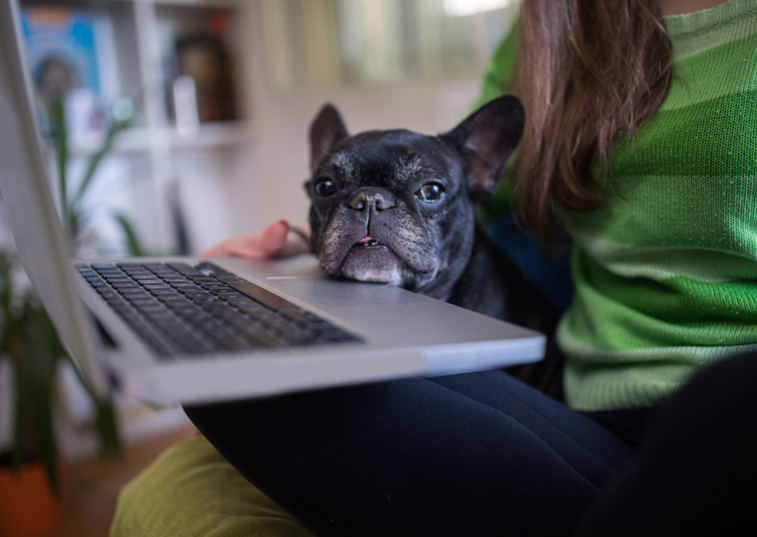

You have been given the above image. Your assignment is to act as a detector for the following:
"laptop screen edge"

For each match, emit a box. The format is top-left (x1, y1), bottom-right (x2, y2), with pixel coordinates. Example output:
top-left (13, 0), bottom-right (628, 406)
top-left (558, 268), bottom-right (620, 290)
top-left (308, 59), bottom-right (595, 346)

top-left (0, 0), bottom-right (108, 396)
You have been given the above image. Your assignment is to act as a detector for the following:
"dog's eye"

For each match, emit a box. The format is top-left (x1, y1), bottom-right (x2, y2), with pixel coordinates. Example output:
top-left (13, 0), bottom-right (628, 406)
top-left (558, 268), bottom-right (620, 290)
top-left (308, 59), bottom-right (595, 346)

top-left (416, 183), bottom-right (444, 202)
top-left (314, 179), bottom-right (336, 197)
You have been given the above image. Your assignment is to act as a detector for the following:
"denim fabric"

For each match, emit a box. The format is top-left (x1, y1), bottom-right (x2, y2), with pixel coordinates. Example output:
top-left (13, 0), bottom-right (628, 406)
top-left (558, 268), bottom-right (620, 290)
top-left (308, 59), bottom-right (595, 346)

top-left (484, 209), bottom-right (573, 314)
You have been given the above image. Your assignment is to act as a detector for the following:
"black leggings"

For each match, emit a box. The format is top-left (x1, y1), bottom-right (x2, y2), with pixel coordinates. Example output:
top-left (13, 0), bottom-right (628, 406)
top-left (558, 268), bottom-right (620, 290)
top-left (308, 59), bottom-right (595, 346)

top-left (573, 350), bottom-right (757, 536)
top-left (184, 351), bottom-right (756, 536)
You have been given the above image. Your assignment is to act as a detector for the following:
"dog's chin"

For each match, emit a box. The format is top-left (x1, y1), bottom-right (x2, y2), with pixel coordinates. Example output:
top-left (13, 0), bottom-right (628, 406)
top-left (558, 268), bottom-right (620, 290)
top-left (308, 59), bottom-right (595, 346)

top-left (335, 245), bottom-right (408, 286)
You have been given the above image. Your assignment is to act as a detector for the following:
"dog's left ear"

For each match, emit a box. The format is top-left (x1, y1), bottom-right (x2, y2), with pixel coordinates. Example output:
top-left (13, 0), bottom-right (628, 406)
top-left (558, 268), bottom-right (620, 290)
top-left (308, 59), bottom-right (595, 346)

top-left (309, 103), bottom-right (349, 173)
top-left (440, 95), bottom-right (524, 203)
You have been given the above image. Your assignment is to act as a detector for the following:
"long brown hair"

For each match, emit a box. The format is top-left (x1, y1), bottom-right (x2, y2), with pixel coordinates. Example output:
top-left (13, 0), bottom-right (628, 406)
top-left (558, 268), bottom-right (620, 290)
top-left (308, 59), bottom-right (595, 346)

top-left (511, 0), bottom-right (673, 245)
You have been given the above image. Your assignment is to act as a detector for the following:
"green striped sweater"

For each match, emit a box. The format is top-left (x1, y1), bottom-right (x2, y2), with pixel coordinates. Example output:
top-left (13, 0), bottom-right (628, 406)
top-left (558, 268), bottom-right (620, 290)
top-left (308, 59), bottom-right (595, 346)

top-left (476, 0), bottom-right (757, 411)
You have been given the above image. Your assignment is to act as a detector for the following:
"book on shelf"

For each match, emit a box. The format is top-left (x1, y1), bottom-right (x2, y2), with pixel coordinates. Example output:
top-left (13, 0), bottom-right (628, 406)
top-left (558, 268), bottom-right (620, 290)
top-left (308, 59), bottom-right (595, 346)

top-left (20, 6), bottom-right (119, 147)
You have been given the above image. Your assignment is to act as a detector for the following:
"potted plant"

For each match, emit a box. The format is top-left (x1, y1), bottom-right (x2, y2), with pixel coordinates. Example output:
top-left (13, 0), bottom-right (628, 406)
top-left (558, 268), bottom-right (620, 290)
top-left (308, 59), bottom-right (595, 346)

top-left (0, 252), bottom-right (121, 536)
top-left (48, 95), bottom-right (148, 256)
top-left (0, 90), bottom-right (142, 536)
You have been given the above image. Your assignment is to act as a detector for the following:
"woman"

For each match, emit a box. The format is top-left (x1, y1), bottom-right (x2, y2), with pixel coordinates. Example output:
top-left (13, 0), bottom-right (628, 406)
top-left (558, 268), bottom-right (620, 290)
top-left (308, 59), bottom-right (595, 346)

top-left (115, 1), bottom-right (757, 535)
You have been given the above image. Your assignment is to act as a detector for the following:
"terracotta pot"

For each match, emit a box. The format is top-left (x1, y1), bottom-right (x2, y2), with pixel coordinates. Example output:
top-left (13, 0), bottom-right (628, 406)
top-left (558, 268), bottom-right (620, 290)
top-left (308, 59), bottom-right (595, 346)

top-left (0, 458), bottom-right (65, 537)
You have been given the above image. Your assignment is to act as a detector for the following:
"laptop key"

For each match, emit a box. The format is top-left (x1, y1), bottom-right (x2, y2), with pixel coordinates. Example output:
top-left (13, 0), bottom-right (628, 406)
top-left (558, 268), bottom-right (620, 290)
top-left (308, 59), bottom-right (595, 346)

top-left (186, 290), bottom-right (212, 298)
top-left (196, 262), bottom-right (233, 276)
top-left (159, 294), bottom-right (188, 302)
top-left (119, 288), bottom-right (147, 296)
top-left (216, 276), bottom-right (249, 283)
top-left (166, 262), bottom-right (193, 270)
top-left (133, 277), bottom-right (162, 283)
top-left (305, 321), bottom-right (336, 331)
top-left (228, 298), bottom-right (257, 306)
top-left (111, 281), bottom-right (139, 288)
top-left (203, 304), bottom-right (235, 315)
top-left (216, 292), bottom-right (244, 301)
top-left (128, 300), bottom-right (158, 309)
top-left (150, 289), bottom-right (177, 296)
top-left (319, 329), bottom-right (361, 342)
top-left (174, 286), bottom-right (202, 294)
top-left (203, 286), bottom-right (231, 294)
top-left (226, 282), bottom-right (304, 312)
top-left (242, 327), bottom-right (285, 348)
top-left (207, 334), bottom-right (247, 351)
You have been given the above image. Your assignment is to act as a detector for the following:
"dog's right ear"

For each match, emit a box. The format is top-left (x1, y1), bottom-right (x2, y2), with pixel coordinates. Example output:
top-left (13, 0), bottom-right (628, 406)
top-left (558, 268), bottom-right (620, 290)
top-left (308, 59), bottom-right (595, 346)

top-left (309, 103), bottom-right (349, 173)
top-left (440, 95), bottom-right (525, 204)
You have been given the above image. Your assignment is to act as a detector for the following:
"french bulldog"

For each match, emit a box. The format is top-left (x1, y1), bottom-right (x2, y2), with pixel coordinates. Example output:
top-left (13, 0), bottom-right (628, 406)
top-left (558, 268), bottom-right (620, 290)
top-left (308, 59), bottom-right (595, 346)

top-left (304, 95), bottom-right (562, 397)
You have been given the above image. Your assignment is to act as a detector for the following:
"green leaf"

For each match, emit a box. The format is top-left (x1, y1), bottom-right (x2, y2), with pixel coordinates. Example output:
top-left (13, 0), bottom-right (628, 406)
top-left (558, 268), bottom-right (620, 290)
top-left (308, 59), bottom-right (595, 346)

top-left (70, 120), bottom-right (126, 210)
top-left (49, 97), bottom-right (69, 239)
top-left (7, 295), bottom-right (123, 493)
top-left (11, 294), bottom-right (37, 470)
top-left (48, 94), bottom-right (130, 246)
top-left (11, 350), bottom-right (29, 470)
top-left (95, 398), bottom-right (123, 460)
top-left (68, 206), bottom-right (82, 243)
top-left (113, 212), bottom-right (148, 257)
top-left (0, 252), bottom-right (13, 329)
top-left (61, 352), bottom-right (122, 460)
top-left (24, 305), bottom-right (61, 494)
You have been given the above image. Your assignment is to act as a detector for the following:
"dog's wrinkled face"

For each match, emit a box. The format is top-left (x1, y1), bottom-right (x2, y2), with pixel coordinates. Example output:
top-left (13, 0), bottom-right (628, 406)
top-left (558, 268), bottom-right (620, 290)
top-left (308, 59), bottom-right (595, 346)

top-left (304, 96), bottom-right (524, 299)
top-left (308, 130), bottom-right (473, 293)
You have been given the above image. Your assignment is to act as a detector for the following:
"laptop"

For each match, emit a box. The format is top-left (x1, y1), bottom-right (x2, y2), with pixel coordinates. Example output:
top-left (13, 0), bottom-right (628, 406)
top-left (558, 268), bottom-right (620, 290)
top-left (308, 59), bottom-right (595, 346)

top-left (0, 0), bottom-right (544, 407)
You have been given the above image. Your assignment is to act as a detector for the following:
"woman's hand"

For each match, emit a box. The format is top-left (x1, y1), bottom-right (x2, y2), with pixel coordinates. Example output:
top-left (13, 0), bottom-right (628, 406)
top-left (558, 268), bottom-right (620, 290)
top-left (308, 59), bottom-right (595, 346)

top-left (200, 220), bottom-right (310, 259)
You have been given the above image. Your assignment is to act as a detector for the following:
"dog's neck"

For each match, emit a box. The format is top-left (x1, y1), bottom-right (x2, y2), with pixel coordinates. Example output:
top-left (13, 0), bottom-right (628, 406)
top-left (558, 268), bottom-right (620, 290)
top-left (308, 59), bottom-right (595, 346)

top-left (448, 227), bottom-right (510, 319)
top-left (416, 226), bottom-right (509, 320)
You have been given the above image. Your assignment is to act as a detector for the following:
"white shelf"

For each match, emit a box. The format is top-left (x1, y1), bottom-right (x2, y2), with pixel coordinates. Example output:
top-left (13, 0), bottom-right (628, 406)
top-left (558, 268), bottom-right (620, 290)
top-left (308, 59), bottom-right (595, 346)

top-left (167, 121), bottom-right (250, 150)
top-left (134, 0), bottom-right (243, 7)
top-left (69, 121), bottom-right (250, 156)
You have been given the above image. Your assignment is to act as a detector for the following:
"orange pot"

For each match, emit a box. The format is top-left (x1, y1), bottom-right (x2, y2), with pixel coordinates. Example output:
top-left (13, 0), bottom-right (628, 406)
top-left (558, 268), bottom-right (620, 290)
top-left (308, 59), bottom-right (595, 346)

top-left (0, 458), bottom-right (65, 537)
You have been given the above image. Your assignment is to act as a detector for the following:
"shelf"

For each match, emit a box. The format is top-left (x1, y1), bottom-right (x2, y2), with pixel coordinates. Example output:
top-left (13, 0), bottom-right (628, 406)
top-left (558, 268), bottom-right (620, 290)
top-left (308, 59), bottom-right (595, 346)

top-left (68, 121), bottom-right (250, 156)
top-left (150, 0), bottom-right (243, 7)
top-left (20, 0), bottom-right (244, 7)
top-left (164, 121), bottom-right (251, 150)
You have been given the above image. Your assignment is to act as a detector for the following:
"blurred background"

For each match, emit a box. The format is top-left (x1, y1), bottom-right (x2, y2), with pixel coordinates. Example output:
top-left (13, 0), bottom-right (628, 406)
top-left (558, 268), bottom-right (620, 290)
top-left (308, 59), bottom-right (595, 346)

top-left (0, 0), bottom-right (518, 535)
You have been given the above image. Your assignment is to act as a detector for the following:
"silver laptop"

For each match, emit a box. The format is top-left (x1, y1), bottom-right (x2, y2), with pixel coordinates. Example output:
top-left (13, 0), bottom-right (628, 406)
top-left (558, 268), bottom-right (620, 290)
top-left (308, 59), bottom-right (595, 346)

top-left (0, 0), bottom-right (544, 407)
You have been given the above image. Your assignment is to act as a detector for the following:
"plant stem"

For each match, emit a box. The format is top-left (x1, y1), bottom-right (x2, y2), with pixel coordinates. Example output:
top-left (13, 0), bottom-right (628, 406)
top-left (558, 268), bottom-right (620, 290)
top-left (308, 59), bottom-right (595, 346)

top-left (51, 97), bottom-right (70, 240)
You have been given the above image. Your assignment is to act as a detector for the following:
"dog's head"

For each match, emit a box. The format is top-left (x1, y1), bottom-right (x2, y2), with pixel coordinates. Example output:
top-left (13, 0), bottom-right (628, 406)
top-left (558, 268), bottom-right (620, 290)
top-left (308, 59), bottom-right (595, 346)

top-left (304, 95), bottom-right (524, 299)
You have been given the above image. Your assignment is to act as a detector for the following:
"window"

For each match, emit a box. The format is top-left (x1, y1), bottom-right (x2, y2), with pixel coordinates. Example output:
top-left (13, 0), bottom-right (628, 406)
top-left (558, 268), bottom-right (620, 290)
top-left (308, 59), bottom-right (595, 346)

top-left (259, 0), bottom-right (518, 92)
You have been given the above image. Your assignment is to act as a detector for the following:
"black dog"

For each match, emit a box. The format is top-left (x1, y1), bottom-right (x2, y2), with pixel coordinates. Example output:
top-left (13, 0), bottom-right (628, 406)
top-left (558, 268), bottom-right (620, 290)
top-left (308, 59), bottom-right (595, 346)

top-left (304, 96), bottom-right (562, 398)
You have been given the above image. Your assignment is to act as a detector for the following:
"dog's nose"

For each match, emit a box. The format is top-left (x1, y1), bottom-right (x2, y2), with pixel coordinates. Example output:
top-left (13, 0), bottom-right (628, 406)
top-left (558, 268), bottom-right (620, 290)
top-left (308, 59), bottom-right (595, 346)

top-left (346, 187), bottom-right (396, 211)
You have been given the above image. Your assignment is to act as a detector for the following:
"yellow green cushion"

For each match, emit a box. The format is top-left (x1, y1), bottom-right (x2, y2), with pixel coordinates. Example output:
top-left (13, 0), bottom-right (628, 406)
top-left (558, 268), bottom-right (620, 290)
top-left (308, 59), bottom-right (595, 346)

top-left (111, 436), bottom-right (314, 537)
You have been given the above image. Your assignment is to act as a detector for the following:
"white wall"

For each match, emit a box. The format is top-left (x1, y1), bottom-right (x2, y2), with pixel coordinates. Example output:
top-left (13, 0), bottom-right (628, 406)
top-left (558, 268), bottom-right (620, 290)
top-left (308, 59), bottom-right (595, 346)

top-left (246, 81), bottom-right (481, 231)
top-left (208, 2), bottom-right (484, 247)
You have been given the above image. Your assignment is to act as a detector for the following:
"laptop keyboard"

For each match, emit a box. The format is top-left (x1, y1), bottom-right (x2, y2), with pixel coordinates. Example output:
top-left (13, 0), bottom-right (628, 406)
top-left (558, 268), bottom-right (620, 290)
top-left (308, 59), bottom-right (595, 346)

top-left (75, 261), bottom-right (362, 358)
